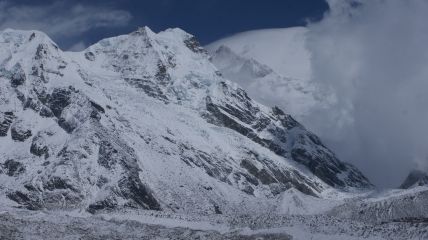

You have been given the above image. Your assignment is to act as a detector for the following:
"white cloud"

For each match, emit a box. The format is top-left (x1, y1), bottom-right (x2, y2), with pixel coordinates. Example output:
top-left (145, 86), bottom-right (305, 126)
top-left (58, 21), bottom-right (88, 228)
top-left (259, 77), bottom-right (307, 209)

top-left (0, 1), bottom-right (132, 40)
top-left (68, 41), bottom-right (87, 52)
top-left (305, 0), bottom-right (428, 187)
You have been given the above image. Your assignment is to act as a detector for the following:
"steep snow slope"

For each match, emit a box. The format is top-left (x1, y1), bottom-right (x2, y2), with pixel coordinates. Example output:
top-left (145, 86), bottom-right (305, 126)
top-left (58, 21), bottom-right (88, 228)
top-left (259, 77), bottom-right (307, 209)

top-left (0, 27), bottom-right (371, 215)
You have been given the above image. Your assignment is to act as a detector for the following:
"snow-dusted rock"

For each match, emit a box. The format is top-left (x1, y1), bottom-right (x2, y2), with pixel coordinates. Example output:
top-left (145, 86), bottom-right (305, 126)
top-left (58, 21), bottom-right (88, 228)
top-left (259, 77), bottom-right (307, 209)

top-left (0, 112), bottom-right (15, 136)
top-left (10, 118), bottom-right (32, 142)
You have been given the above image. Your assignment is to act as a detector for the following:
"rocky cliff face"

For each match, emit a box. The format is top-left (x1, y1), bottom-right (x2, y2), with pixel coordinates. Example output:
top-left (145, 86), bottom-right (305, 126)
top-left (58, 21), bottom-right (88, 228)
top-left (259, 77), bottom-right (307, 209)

top-left (0, 27), bottom-right (371, 214)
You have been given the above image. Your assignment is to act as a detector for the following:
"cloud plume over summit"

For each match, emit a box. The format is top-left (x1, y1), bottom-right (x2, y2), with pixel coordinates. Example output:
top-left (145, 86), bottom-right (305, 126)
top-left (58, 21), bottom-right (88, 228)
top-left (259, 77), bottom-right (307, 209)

top-left (305, 0), bottom-right (428, 187)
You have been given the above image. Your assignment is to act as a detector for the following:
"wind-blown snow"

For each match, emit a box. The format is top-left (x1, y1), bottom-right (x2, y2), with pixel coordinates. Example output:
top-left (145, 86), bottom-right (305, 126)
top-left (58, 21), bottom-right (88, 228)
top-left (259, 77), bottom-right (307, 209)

top-left (207, 27), bottom-right (311, 81)
top-left (206, 28), bottom-right (331, 121)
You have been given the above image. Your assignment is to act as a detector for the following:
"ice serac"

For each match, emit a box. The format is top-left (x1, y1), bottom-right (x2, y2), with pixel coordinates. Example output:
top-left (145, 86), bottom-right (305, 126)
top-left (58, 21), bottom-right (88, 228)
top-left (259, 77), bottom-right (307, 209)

top-left (0, 27), bottom-right (371, 214)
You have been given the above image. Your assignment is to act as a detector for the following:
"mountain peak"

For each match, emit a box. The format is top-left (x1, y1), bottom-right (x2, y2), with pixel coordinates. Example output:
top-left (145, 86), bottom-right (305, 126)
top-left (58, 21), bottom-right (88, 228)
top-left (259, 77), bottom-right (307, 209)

top-left (131, 26), bottom-right (155, 36)
top-left (0, 28), bottom-right (62, 69)
top-left (400, 170), bottom-right (428, 189)
top-left (0, 29), bottom-right (58, 48)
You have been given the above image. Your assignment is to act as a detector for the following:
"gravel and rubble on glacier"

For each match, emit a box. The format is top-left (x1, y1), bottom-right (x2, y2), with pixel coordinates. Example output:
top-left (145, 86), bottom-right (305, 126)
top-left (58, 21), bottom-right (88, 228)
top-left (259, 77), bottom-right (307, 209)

top-left (0, 197), bottom-right (427, 240)
top-left (0, 26), bottom-right (427, 239)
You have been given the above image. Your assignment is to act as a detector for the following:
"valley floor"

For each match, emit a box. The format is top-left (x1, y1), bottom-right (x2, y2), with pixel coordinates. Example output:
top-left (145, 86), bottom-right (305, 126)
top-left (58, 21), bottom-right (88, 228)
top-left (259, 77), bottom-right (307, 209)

top-left (0, 207), bottom-right (427, 240)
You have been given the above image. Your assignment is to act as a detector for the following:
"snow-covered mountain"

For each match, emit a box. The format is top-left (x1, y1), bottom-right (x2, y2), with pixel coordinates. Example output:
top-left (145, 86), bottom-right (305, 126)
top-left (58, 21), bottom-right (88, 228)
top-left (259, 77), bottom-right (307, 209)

top-left (0, 26), bottom-right (373, 215)
top-left (200, 27), bottom-right (428, 239)
top-left (207, 44), bottom-right (322, 120)
top-left (0, 26), bottom-right (427, 239)
top-left (206, 27), bottom-right (327, 121)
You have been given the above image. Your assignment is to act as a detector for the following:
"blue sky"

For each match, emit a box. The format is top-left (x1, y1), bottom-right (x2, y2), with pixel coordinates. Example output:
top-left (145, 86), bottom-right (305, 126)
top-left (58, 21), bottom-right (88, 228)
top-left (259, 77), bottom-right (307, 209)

top-left (0, 0), bottom-right (329, 50)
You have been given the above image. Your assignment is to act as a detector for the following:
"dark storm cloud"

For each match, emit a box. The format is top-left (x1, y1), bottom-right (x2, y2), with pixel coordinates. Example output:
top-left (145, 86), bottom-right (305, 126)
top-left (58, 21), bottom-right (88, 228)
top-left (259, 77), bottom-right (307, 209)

top-left (305, 0), bottom-right (428, 187)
